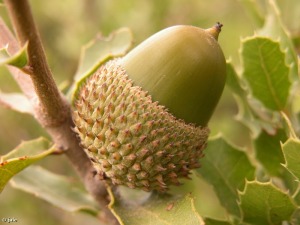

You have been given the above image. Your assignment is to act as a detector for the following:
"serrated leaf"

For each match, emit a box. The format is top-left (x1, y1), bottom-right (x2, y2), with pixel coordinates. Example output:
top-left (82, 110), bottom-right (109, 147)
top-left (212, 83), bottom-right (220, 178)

top-left (0, 42), bottom-right (28, 68)
top-left (282, 138), bottom-right (300, 181)
top-left (254, 129), bottom-right (287, 176)
top-left (10, 166), bottom-right (98, 215)
top-left (109, 189), bottom-right (204, 225)
top-left (0, 91), bottom-right (33, 114)
top-left (239, 181), bottom-right (297, 225)
top-left (68, 27), bottom-right (133, 103)
top-left (241, 36), bottom-right (291, 111)
top-left (196, 136), bottom-right (255, 217)
top-left (258, 0), bottom-right (298, 80)
top-left (0, 137), bottom-right (53, 193)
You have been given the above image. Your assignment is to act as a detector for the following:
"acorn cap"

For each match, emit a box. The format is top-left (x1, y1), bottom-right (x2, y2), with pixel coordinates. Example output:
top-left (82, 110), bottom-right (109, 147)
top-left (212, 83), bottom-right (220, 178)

top-left (122, 23), bottom-right (226, 126)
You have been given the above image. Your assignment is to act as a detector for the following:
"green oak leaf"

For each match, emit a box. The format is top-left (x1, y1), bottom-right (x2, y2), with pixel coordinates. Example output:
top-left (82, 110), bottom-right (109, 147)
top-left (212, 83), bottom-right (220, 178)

top-left (196, 136), bottom-right (255, 217)
top-left (68, 27), bottom-right (133, 103)
top-left (239, 181), bottom-right (297, 225)
top-left (241, 36), bottom-right (291, 111)
top-left (108, 188), bottom-right (204, 225)
top-left (11, 166), bottom-right (98, 215)
top-left (0, 137), bottom-right (53, 193)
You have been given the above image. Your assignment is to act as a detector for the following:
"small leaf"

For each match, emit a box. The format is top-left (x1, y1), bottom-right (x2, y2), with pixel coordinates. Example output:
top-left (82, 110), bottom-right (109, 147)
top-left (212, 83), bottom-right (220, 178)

top-left (239, 181), bottom-right (297, 225)
top-left (0, 91), bottom-right (33, 114)
top-left (254, 129), bottom-right (287, 176)
top-left (282, 138), bottom-right (300, 181)
top-left (196, 136), bottom-right (255, 217)
top-left (241, 36), bottom-right (291, 110)
top-left (0, 42), bottom-right (28, 68)
top-left (109, 189), bottom-right (204, 225)
top-left (68, 27), bottom-right (133, 103)
top-left (0, 137), bottom-right (53, 193)
top-left (11, 166), bottom-right (98, 215)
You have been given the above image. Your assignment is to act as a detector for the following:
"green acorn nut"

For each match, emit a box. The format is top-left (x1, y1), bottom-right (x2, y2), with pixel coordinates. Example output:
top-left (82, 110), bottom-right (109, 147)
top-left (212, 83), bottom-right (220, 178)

top-left (72, 23), bottom-right (226, 192)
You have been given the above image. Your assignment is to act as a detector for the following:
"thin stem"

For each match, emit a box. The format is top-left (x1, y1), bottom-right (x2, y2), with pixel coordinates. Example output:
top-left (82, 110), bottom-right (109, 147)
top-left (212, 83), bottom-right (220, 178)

top-left (4, 0), bottom-right (67, 127)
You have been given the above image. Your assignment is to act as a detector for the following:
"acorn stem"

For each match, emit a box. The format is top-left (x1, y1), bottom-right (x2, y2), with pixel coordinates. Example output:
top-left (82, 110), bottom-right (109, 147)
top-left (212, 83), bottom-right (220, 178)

top-left (205, 22), bottom-right (223, 40)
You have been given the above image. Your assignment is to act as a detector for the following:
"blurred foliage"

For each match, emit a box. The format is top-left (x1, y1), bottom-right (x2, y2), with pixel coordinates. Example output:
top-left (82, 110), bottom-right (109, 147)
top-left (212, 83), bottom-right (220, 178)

top-left (0, 0), bottom-right (300, 224)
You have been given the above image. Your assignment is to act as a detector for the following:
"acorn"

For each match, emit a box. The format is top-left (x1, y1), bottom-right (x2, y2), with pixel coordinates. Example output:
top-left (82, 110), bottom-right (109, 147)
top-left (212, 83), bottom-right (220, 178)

top-left (72, 23), bottom-right (226, 192)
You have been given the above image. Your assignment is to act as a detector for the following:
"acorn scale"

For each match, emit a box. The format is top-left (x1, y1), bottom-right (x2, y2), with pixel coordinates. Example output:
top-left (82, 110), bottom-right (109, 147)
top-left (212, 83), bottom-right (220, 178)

top-left (72, 23), bottom-right (226, 192)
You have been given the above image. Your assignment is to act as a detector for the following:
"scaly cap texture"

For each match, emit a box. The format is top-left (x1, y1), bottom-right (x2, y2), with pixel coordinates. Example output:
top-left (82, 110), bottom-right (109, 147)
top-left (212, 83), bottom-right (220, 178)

top-left (73, 59), bottom-right (209, 192)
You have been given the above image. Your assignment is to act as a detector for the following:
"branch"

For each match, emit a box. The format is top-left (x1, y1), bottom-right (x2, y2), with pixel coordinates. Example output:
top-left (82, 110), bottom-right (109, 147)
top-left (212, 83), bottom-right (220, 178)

top-left (1, 1), bottom-right (118, 224)
top-left (4, 0), bottom-right (67, 127)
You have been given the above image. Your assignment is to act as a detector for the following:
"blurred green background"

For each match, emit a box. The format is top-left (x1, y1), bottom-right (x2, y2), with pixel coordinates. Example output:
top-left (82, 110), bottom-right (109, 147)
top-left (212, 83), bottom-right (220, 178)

top-left (0, 0), bottom-right (299, 224)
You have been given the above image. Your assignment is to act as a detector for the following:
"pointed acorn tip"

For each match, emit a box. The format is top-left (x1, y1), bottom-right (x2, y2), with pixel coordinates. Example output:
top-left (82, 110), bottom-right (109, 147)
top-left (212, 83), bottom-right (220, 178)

top-left (206, 22), bottom-right (223, 41)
